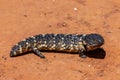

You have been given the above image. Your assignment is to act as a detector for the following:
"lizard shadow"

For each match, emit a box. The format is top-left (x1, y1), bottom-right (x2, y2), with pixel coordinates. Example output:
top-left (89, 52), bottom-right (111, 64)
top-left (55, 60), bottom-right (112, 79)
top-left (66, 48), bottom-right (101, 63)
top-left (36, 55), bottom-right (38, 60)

top-left (85, 48), bottom-right (106, 59)
top-left (40, 48), bottom-right (106, 59)
top-left (10, 48), bottom-right (106, 59)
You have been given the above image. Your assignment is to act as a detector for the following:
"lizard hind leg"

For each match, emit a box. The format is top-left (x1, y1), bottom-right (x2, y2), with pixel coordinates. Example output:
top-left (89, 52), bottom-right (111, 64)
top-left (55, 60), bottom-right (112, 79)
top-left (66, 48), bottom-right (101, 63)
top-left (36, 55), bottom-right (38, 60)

top-left (31, 46), bottom-right (45, 58)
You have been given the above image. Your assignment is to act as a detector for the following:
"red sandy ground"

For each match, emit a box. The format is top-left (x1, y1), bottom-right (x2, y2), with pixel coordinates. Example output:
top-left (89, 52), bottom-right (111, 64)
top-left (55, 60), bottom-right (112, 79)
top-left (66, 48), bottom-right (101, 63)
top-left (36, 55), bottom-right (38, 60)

top-left (0, 0), bottom-right (120, 80)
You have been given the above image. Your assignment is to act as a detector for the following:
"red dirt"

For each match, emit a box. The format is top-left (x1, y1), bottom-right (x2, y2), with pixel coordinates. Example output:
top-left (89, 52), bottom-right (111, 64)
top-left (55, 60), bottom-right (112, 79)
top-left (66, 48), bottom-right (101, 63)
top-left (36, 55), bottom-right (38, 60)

top-left (0, 0), bottom-right (120, 80)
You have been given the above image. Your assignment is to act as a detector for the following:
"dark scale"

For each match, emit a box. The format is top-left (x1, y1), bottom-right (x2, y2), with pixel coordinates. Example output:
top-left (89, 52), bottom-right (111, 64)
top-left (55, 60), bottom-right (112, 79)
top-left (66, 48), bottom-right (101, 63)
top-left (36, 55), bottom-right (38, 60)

top-left (10, 33), bottom-right (104, 58)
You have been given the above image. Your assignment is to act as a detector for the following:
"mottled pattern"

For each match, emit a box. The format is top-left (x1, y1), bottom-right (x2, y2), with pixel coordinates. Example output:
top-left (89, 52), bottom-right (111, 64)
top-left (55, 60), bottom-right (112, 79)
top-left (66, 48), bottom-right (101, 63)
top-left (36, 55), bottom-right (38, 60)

top-left (10, 33), bottom-right (104, 58)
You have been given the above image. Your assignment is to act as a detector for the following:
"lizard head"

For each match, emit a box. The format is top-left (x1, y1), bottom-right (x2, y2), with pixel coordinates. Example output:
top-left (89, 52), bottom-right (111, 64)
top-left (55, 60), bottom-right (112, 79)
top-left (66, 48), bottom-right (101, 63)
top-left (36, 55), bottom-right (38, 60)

top-left (82, 33), bottom-right (104, 51)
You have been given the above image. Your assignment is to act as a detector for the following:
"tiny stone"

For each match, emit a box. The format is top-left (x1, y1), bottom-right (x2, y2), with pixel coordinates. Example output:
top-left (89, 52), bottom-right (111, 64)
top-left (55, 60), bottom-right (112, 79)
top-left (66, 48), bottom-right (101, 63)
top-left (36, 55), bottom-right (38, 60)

top-left (88, 65), bottom-right (91, 67)
top-left (74, 8), bottom-right (78, 11)
top-left (53, 55), bottom-right (56, 58)
top-left (23, 15), bottom-right (27, 17)
top-left (48, 25), bottom-right (52, 27)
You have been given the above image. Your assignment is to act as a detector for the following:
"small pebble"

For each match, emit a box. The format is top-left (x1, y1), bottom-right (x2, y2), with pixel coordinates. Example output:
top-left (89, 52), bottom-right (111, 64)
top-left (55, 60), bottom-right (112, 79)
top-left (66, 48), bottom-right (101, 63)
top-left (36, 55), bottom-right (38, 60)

top-left (23, 15), bottom-right (27, 17)
top-left (74, 8), bottom-right (78, 11)
top-left (88, 65), bottom-right (91, 67)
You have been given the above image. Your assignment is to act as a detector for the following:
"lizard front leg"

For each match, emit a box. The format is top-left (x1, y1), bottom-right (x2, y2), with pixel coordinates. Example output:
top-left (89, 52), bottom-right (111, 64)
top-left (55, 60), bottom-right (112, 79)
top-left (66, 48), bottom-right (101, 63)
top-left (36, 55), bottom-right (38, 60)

top-left (31, 46), bottom-right (45, 58)
top-left (78, 50), bottom-right (87, 58)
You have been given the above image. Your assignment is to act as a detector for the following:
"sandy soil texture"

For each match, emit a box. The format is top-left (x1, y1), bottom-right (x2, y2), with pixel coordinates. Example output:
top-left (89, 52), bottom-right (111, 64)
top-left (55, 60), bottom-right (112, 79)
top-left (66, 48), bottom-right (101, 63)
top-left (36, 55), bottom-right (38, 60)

top-left (0, 0), bottom-right (120, 80)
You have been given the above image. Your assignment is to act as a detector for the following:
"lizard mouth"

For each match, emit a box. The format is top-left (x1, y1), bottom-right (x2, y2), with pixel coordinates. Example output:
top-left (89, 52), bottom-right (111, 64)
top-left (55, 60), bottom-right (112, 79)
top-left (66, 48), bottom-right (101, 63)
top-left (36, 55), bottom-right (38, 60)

top-left (85, 45), bottom-right (101, 51)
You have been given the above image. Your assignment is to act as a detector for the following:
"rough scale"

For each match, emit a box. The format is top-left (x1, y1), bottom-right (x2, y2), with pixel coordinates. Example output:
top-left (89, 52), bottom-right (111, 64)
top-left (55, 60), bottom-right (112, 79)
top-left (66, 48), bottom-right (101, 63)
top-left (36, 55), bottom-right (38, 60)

top-left (10, 33), bottom-right (104, 58)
